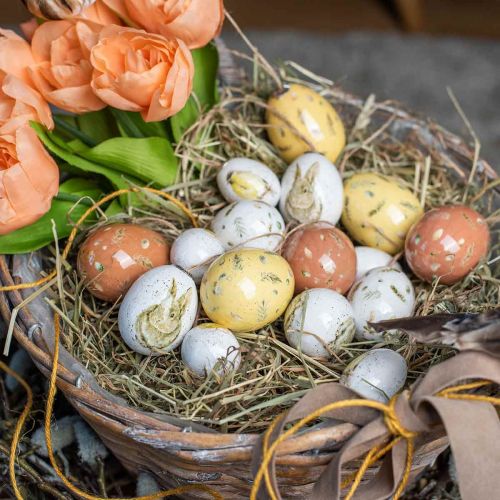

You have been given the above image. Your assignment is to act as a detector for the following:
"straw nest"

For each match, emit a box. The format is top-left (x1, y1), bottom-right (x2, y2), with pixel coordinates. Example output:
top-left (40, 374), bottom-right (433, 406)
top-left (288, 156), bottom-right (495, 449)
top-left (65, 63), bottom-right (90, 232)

top-left (43, 52), bottom-right (499, 433)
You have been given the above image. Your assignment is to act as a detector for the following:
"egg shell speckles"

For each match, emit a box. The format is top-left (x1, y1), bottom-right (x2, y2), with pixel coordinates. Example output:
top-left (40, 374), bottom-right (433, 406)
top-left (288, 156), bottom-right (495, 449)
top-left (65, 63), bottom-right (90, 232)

top-left (348, 267), bottom-right (415, 340)
top-left (342, 173), bottom-right (423, 254)
top-left (266, 84), bottom-right (346, 163)
top-left (217, 158), bottom-right (281, 206)
top-left (211, 200), bottom-right (285, 252)
top-left (181, 324), bottom-right (241, 378)
top-left (118, 265), bottom-right (197, 355)
top-left (170, 228), bottom-right (225, 284)
top-left (282, 223), bottom-right (356, 294)
top-left (405, 205), bottom-right (490, 285)
top-left (279, 153), bottom-right (344, 225)
top-left (284, 288), bottom-right (355, 358)
top-left (354, 246), bottom-right (401, 281)
top-left (77, 224), bottom-right (169, 302)
top-left (340, 348), bottom-right (407, 403)
top-left (200, 249), bottom-right (294, 332)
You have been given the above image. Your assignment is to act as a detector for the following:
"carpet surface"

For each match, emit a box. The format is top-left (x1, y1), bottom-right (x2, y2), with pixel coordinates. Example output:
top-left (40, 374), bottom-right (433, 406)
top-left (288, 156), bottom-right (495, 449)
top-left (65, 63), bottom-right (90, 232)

top-left (224, 30), bottom-right (500, 170)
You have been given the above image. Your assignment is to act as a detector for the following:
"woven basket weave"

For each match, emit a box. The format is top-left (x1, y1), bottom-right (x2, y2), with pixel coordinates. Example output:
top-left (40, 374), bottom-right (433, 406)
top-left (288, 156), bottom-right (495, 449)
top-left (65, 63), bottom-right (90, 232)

top-left (0, 57), bottom-right (498, 498)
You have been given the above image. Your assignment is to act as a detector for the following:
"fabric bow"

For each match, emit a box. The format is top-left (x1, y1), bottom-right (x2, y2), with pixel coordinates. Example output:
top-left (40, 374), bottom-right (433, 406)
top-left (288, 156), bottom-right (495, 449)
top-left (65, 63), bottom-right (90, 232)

top-left (251, 343), bottom-right (500, 499)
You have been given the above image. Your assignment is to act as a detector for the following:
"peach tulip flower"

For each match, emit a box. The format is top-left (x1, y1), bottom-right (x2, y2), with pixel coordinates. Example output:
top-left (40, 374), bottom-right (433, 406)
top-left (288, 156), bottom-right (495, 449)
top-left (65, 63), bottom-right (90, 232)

top-left (0, 29), bottom-right (36, 83)
top-left (90, 26), bottom-right (194, 122)
top-left (103, 0), bottom-right (224, 49)
top-left (0, 125), bottom-right (59, 235)
top-left (0, 71), bottom-right (53, 135)
top-left (29, 20), bottom-right (106, 113)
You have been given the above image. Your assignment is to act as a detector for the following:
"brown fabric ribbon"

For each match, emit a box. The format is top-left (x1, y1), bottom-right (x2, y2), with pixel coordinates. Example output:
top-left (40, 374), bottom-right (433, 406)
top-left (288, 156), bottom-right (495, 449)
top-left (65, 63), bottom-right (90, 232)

top-left (251, 350), bottom-right (500, 500)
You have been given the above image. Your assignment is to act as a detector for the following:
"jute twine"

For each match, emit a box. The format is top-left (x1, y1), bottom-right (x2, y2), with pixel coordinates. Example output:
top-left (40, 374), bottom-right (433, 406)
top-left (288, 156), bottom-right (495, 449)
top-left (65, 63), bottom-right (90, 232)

top-left (0, 189), bottom-right (498, 499)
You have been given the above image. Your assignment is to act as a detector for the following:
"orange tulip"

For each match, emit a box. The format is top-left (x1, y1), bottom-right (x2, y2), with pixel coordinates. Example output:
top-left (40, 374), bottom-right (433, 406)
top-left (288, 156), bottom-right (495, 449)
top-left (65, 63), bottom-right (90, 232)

top-left (0, 71), bottom-right (53, 135)
top-left (0, 125), bottom-right (59, 235)
top-left (29, 20), bottom-right (106, 113)
top-left (90, 26), bottom-right (194, 122)
top-left (103, 0), bottom-right (224, 49)
top-left (0, 29), bottom-right (36, 83)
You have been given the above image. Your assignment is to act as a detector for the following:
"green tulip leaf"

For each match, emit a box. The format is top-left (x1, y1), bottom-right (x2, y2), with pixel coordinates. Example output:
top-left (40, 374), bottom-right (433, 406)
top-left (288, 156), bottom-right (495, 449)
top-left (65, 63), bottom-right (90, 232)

top-left (80, 136), bottom-right (178, 186)
top-left (171, 43), bottom-right (219, 142)
top-left (110, 109), bottom-right (169, 139)
top-left (0, 178), bottom-right (104, 254)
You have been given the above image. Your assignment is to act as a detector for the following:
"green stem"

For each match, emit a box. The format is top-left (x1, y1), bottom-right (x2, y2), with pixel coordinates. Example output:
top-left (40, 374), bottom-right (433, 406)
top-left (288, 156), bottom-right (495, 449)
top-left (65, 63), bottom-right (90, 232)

top-left (54, 116), bottom-right (98, 147)
top-left (109, 109), bottom-right (145, 138)
top-left (55, 192), bottom-right (95, 206)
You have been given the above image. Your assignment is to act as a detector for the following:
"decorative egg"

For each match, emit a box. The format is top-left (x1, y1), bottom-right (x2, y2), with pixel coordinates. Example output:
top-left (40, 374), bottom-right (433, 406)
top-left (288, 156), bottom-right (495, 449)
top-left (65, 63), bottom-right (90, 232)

top-left (282, 223), bottom-right (356, 294)
top-left (279, 152), bottom-right (343, 225)
top-left (181, 323), bottom-right (241, 377)
top-left (170, 228), bottom-right (225, 284)
top-left (354, 246), bottom-right (401, 281)
top-left (266, 84), bottom-right (346, 163)
top-left (284, 288), bottom-right (355, 358)
top-left (200, 249), bottom-right (294, 332)
top-left (340, 348), bottom-right (407, 403)
top-left (211, 200), bottom-right (285, 252)
top-left (348, 267), bottom-right (415, 340)
top-left (342, 173), bottom-right (423, 254)
top-left (77, 223), bottom-right (169, 302)
top-left (118, 265), bottom-right (197, 355)
top-left (217, 158), bottom-right (281, 206)
top-left (405, 205), bottom-right (490, 285)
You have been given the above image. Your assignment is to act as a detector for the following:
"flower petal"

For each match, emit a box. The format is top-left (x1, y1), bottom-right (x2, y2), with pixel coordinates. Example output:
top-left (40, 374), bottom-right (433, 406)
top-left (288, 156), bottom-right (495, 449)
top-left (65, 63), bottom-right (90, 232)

top-left (0, 29), bottom-right (36, 82)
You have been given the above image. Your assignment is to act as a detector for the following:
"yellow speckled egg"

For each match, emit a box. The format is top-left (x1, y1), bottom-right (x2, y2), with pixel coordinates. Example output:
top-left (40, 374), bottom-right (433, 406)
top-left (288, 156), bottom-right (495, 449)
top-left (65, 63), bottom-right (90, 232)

top-left (200, 249), bottom-right (295, 332)
top-left (266, 84), bottom-right (345, 163)
top-left (342, 173), bottom-right (423, 255)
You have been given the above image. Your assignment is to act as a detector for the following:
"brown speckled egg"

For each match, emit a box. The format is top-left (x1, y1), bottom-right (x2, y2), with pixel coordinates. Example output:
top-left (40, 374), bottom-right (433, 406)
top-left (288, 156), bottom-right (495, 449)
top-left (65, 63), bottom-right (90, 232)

top-left (405, 205), bottom-right (489, 285)
top-left (282, 223), bottom-right (356, 294)
top-left (77, 224), bottom-right (170, 301)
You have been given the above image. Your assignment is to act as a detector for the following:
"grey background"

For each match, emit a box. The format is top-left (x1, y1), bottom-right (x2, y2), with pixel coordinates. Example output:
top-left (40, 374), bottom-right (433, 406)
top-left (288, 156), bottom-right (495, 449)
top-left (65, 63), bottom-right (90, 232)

top-left (224, 29), bottom-right (500, 169)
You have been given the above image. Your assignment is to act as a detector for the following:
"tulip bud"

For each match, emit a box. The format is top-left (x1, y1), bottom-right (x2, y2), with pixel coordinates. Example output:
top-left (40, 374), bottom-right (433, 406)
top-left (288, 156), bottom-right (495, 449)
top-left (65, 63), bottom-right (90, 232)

top-left (22, 0), bottom-right (96, 19)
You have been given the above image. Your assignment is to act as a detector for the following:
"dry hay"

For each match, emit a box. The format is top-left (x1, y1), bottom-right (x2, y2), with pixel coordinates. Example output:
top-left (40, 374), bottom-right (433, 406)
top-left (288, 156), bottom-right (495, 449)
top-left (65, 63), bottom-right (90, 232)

top-left (39, 52), bottom-right (498, 433)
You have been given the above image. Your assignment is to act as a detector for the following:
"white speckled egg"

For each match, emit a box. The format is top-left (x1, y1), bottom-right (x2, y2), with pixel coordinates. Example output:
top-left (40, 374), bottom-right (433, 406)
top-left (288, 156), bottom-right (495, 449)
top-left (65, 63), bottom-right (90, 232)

top-left (118, 265), bottom-right (198, 355)
top-left (181, 323), bottom-right (241, 377)
top-left (348, 267), bottom-right (415, 340)
top-left (284, 288), bottom-right (355, 358)
top-left (170, 228), bottom-right (225, 283)
top-left (211, 200), bottom-right (285, 251)
top-left (354, 246), bottom-right (402, 281)
top-left (340, 348), bottom-right (407, 402)
top-left (217, 158), bottom-right (281, 206)
top-left (279, 152), bottom-right (343, 225)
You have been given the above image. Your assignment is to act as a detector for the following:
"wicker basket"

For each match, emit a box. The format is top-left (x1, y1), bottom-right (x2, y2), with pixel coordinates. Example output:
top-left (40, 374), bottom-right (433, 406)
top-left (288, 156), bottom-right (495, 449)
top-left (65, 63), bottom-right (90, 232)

top-left (0, 81), bottom-right (498, 498)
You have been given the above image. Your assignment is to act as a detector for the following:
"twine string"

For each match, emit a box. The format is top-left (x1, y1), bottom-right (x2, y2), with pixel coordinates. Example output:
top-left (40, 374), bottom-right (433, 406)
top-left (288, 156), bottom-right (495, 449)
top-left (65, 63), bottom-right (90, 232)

top-left (251, 382), bottom-right (499, 500)
top-left (0, 187), bottom-right (198, 294)
top-left (0, 360), bottom-right (34, 500)
top-left (1, 313), bottom-right (222, 500)
top-left (0, 315), bottom-right (498, 500)
top-left (0, 189), bottom-right (498, 499)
